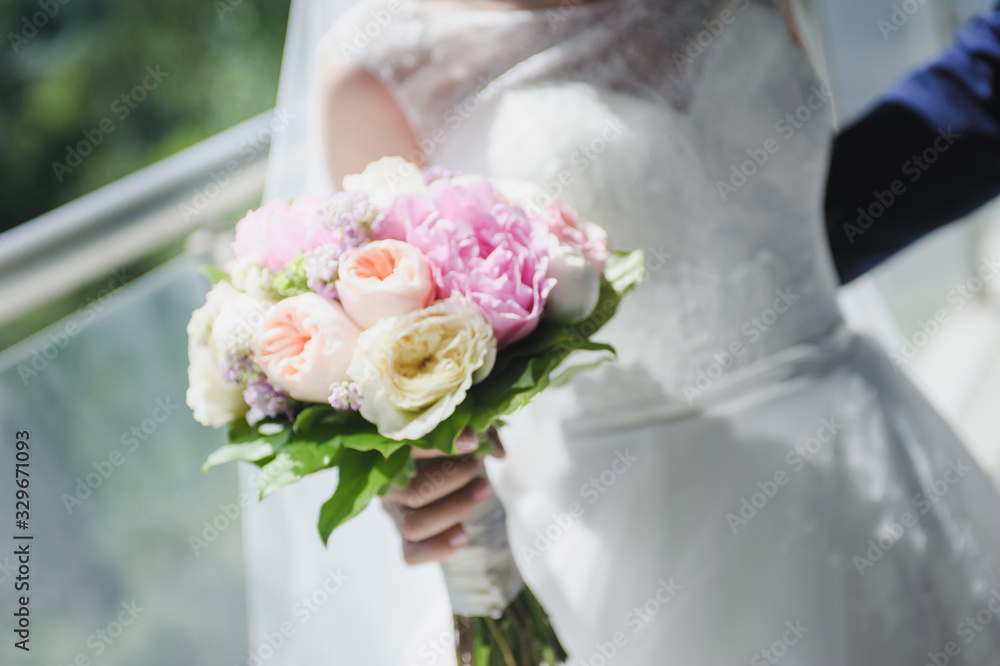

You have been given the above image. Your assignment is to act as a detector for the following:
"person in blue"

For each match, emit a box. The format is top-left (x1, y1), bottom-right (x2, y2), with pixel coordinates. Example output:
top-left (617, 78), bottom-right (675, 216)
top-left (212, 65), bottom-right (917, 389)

top-left (826, 2), bottom-right (1000, 282)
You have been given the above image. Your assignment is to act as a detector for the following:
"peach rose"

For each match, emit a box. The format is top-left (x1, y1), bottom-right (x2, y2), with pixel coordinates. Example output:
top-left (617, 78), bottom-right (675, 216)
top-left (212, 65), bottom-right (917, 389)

top-left (336, 240), bottom-right (435, 329)
top-left (252, 293), bottom-right (362, 402)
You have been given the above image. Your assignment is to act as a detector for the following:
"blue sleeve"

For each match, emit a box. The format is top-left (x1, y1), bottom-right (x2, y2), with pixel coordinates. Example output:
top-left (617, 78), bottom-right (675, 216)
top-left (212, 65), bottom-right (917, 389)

top-left (825, 3), bottom-right (1000, 283)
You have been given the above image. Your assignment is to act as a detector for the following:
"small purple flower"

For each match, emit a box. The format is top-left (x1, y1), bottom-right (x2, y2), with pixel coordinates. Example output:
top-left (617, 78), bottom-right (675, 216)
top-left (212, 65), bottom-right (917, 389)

top-left (321, 192), bottom-right (381, 250)
top-left (221, 353), bottom-right (253, 383)
top-left (422, 166), bottom-right (455, 185)
top-left (304, 243), bottom-right (344, 300)
top-left (328, 381), bottom-right (362, 411)
top-left (244, 375), bottom-right (295, 421)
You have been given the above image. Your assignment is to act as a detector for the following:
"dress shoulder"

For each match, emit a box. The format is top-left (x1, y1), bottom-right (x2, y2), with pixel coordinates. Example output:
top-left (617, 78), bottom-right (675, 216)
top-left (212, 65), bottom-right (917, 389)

top-left (318, 0), bottom-right (423, 71)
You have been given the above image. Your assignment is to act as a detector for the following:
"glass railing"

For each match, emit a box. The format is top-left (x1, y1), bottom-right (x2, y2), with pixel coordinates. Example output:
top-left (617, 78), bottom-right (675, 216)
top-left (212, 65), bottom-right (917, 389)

top-left (0, 257), bottom-right (249, 665)
top-left (0, 113), bottom-right (276, 665)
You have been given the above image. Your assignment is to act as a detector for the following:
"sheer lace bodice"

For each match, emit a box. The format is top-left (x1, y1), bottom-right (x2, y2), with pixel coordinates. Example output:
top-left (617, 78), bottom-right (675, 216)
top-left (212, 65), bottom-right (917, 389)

top-left (325, 0), bottom-right (843, 406)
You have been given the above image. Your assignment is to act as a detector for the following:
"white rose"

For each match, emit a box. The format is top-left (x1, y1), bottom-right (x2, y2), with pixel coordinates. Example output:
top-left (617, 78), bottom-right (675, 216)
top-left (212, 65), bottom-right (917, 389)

top-left (212, 292), bottom-right (271, 361)
top-left (187, 344), bottom-right (250, 427)
top-left (186, 282), bottom-right (250, 427)
top-left (228, 255), bottom-right (277, 303)
top-left (348, 296), bottom-right (497, 440)
top-left (544, 245), bottom-right (601, 323)
top-left (343, 157), bottom-right (426, 208)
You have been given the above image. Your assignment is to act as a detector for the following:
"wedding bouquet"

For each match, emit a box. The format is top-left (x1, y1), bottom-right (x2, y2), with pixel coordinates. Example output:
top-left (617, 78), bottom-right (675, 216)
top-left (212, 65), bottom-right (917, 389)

top-left (186, 157), bottom-right (643, 665)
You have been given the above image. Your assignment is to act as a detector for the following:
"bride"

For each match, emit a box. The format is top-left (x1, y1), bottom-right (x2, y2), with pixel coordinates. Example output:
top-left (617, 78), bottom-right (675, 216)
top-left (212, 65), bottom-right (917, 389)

top-left (240, 0), bottom-right (1000, 663)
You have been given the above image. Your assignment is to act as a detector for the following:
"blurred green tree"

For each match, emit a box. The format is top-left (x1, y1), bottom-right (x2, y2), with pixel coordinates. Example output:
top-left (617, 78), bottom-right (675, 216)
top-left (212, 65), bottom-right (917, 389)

top-left (1, 0), bottom-right (292, 231)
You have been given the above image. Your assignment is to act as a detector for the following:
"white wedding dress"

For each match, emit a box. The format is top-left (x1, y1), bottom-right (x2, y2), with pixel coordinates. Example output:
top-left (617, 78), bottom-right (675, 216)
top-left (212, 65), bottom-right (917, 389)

top-left (240, 1), bottom-right (1000, 664)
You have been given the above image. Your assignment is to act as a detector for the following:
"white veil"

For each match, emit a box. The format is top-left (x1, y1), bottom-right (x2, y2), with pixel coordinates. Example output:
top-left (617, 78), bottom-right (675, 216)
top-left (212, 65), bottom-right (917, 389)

top-left (238, 1), bottom-right (455, 664)
top-left (263, 0), bottom-right (347, 200)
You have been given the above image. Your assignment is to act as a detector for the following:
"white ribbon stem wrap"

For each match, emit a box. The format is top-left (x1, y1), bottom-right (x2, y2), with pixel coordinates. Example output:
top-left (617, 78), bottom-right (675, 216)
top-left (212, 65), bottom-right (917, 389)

top-left (440, 474), bottom-right (524, 618)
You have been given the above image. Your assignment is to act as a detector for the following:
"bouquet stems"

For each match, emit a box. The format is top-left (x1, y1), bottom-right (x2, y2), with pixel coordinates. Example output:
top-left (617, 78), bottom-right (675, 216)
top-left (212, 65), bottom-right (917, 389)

top-left (454, 586), bottom-right (568, 665)
top-left (438, 455), bottom-right (567, 666)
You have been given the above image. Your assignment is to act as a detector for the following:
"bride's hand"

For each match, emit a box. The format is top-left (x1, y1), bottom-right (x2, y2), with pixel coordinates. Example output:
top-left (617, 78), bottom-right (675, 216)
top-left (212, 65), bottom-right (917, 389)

top-left (381, 428), bottom-right (503, 565)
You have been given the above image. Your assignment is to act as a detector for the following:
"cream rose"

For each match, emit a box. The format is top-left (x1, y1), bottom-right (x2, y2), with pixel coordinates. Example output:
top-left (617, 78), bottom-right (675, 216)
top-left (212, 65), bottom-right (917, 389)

top-left (252, 293), bottom-right (362, 402)
top-left (343, 156), bottom-right (426, 208)
top-left (336, 240), bottom-right (436, 329)
top-left (348, 296), bottom-right (497, 440)
top-left (186, 282), bottom-right (250, 427)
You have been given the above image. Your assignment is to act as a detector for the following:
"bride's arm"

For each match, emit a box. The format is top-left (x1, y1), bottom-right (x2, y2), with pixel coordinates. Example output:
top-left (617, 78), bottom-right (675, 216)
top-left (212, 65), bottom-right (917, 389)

top-left (318, 61), bottom-right (425, 186)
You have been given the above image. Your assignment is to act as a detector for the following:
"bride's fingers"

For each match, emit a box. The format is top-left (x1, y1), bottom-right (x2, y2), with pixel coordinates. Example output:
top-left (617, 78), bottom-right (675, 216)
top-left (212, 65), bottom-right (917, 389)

top-left (411, 446), bottom-right (448, 460)
top-left (410, 426), bottom-right (503, 460)
top-left (402, 525), bottom-right (468, 565)
top-left (486, 427), bottom-right (505, 459)
top-left (390, 477), bottom-right (492, 543)
top-left (454, 427), bottom-right (479, 454)
top-left (384, 457), bottom-right (483, 509)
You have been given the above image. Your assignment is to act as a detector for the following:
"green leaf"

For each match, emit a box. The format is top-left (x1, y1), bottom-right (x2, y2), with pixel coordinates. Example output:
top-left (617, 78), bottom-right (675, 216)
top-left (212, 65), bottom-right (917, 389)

top-left (407, 400), bottom-right (473, 456)
top-left (549, 354), bottom-right (615, 388)
top-left (460, 251), bottom-right (646, 430)
top-left (203, 417), bottom-right (292, 472)
top-left (198, 265), bottom-right (231, 285)
top-left (318, 447), bottom-right (411, 544)
top-left (295, 406), bottom-right (408, 458)
top-left (605, 248), bottom-right (646, 297)
top-left (257, 441), bottom-right (343, 499)
top-left (272, 254), bottom-right (311, 298)
top-left (202, 441), bottom-right (277, 472)
top-left (385, 454), bottom-right (417, 490)
top-left (227, 417), bottom-right (291, 445)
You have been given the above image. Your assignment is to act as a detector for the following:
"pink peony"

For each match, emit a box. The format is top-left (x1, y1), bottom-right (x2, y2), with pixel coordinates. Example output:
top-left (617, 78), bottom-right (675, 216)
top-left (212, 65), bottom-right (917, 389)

top-left (535, 201), bottom-right (610, 273)
top-left (380, 180), bottom-right (554, 347)
top-left (232, 197), bottom-right (339, 273)
top-left (336, 240), bottom-right (436, 329)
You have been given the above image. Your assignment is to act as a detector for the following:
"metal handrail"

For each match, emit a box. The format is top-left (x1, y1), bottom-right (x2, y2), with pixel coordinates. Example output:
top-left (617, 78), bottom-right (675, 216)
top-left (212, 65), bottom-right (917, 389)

top-left (0, 110), bottom-right (278, 326)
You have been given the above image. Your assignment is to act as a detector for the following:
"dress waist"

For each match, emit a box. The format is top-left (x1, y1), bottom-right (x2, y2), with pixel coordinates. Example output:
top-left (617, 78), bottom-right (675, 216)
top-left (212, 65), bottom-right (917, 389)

top-left (562, 323), bottom-right (860, 438)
